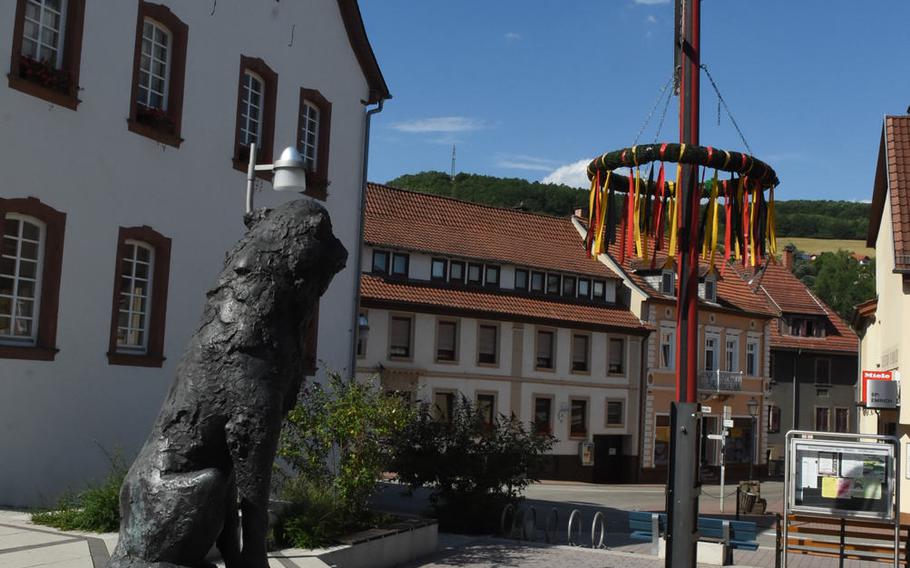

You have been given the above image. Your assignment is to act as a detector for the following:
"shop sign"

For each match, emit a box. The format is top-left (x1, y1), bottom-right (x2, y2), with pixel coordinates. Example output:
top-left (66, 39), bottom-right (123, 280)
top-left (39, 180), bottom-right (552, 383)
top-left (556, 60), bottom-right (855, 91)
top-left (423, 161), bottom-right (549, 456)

top-left (862, 370), bottom-right (900, 409)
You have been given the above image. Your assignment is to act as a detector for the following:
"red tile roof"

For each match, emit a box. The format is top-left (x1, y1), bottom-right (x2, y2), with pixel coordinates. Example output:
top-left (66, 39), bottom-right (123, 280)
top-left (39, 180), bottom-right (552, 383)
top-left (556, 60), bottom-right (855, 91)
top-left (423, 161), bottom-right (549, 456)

top-left (869, 116), bottom-right (910, 271)
top-left (737, 261), bottom-right (858, 354)
top-left (750, 261), bottom-right (827, 316)
top-left (365, 183), bottom-right (620, 280)
top-left (360, 274), bottom-right (650, 334)
top-left (586, 220), bottom-right (777, 317)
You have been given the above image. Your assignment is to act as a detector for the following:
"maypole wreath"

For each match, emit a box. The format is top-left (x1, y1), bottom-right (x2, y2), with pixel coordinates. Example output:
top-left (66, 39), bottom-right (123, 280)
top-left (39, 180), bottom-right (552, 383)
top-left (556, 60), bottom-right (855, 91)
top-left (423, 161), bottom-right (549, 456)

top-left (583, 141), bottom-right (779, 272)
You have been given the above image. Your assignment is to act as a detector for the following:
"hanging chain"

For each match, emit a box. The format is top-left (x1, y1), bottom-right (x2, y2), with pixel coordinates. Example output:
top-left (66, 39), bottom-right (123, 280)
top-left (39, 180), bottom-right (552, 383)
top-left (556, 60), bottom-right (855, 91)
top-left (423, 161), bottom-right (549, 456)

top-left (700, 63), bottom-right (753, 155)
top-left (653, 78), bottom-right (674, 144)
top-left (632, 74), bottom-right (676, 147)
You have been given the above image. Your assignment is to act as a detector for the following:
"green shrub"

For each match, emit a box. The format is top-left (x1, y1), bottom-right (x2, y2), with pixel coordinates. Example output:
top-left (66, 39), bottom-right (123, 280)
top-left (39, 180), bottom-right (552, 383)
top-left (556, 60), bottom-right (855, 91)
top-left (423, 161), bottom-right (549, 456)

top-left (274, 372), bottom-right (412, 547)
top-left (31, 450), bottom-right (127, 533)
top-left (390, 396), bottom-right (554, 533)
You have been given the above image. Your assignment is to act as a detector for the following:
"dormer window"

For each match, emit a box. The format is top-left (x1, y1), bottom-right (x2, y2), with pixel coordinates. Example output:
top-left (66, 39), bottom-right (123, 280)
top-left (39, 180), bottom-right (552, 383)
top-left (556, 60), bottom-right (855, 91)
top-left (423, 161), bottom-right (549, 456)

top-left (530, 271), bottom-right (544, 293)
top-left (592, 280), bottom-right (606, 301)
top-left (660, 270), bottom-right (675, 295)
top-left (562, 275), bottom-right (576, 297)
top-left (431, 258), bottom-right (447, 281)
top-left (484, 265), bottom-right (500, 288)
top-left (467, 263), bottom-right (482, 285)
top-left (703, 276), bottom-right (717, 303)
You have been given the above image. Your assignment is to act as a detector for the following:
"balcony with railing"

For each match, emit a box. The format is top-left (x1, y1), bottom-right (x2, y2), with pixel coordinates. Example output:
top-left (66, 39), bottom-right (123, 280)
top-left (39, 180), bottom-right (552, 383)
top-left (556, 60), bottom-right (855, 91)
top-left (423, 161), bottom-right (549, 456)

top-left (698, 370), bottom-right (743, 393)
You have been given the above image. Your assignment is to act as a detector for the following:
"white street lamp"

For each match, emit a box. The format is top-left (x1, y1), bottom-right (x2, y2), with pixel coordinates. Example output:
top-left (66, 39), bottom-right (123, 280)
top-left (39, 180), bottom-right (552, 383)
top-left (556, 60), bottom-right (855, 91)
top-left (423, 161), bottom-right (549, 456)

top-left (245, 142), bottom-right (308, 214)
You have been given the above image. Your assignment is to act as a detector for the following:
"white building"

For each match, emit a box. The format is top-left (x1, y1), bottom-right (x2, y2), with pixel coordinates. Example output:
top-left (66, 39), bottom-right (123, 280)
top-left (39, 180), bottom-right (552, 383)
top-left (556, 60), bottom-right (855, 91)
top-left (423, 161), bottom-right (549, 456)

top-left (0, 0), bottom-right (389, 506)
top-left (356, 184), bottom-right (650, 483)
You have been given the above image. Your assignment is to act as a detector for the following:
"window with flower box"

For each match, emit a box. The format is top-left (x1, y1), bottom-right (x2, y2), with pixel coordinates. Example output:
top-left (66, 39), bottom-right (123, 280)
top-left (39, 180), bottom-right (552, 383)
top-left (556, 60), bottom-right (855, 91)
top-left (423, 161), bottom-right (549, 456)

top-left (0, 197), bottom-right (65, 361)
top-left (127, 2), bottom-right (188, 147)
top-left (8, 0), bottom-right (86, 109)
top-left (233, 56), bottom-right (278, 177)
top-left (297, 88), bottom-right (332, 199)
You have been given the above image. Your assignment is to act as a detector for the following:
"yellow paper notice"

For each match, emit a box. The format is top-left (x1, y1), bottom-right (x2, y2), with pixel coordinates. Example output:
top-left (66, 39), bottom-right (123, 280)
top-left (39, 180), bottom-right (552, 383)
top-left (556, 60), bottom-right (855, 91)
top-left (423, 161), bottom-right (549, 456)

top-left (822, 477), bottom-right (851, 498)
top-left (821, 477), bottom-right (838, 498)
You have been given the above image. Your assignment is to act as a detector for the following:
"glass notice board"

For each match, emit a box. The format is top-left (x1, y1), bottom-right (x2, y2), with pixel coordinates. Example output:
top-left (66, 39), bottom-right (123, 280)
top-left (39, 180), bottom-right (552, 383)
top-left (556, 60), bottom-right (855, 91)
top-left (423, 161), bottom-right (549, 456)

top-left (789, 439), bottom-right (894, 520)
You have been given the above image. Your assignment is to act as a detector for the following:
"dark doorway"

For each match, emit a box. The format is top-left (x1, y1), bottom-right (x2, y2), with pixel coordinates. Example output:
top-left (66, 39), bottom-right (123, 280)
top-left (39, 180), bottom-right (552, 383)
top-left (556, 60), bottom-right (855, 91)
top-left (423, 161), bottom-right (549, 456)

top-left (593, 435), bottom-right (624, 483)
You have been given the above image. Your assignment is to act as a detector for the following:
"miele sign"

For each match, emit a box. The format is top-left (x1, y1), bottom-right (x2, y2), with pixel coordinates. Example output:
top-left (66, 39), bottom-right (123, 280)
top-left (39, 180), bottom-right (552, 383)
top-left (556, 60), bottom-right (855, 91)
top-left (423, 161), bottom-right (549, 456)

top-left (862, 370), bottom-right (900, 409)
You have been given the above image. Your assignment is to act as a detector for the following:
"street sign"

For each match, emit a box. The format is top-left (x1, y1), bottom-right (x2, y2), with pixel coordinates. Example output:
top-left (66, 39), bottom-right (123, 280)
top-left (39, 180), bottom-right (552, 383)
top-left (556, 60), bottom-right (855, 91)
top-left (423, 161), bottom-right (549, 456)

top-left (707, 434), bottom-right (725, 440)
top-left (867, 380), bottom-right (899, 409)
top-left (723, 419), bottom-right (734, 428)
top-left (701, 405), bottom-right (712, 414)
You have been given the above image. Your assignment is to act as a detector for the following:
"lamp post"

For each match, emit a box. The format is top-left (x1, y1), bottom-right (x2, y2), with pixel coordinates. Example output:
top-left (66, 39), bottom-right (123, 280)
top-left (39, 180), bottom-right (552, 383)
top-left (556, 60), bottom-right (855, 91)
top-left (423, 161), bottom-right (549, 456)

top-left (747, 396), bottom-right (760, 481)
top-left (245, 142), bottom-right (308, 214)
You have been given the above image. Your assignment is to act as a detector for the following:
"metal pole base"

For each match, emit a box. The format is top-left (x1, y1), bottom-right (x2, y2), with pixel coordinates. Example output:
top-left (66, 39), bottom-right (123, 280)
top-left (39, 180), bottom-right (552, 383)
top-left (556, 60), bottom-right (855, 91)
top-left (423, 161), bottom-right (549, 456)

top-left (666, 401), bottom-right (701, 568)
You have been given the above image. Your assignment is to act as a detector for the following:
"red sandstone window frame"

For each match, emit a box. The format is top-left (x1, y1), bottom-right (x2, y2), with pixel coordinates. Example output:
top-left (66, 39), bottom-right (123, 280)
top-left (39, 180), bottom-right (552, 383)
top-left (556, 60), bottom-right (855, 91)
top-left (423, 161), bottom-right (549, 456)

top-left (232, 55), bottom-right (278, 178)
top-left (0, 197), bottom-right (66, 361)
top-left (126, 2), bottom-right (188, 147)
top-left (8, 0), bottom-right (86, 109)
top-left (106, 226), bottom-right (171, 367)
top-left (297, 87), bottom-right (332, 200)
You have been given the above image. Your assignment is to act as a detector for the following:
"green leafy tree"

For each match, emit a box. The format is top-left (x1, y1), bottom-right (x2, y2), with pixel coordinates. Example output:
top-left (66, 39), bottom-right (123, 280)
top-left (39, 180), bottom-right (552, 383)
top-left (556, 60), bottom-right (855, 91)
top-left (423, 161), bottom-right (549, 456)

top-left (811, 250), bottom-right (876, 320)
top-left (275, 373), bottom-right (413, 547)
top-left (388, 171), bottom-right (587, 217)
top-left (390, 396), bottom-right (554, 533)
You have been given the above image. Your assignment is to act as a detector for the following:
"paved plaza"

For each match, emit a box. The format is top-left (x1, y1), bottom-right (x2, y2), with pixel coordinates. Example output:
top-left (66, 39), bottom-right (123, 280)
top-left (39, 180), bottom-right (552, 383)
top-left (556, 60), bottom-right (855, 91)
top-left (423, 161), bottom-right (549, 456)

top-left (0, 481), bottom-right (894, 568)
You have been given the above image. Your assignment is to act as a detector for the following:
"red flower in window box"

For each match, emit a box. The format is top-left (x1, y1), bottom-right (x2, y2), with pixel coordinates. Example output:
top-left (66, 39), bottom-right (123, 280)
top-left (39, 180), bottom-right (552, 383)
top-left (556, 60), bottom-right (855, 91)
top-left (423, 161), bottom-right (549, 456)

top-left (135, 105), bottom-right (177, 134)
top-left (18, 55), bottom-right (74, 96)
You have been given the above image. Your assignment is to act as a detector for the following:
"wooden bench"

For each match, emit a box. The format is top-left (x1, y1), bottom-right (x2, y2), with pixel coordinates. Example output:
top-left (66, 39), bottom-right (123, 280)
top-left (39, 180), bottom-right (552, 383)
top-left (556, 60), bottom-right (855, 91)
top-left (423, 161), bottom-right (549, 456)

top-left (786, 514), bottom-right (908, 566)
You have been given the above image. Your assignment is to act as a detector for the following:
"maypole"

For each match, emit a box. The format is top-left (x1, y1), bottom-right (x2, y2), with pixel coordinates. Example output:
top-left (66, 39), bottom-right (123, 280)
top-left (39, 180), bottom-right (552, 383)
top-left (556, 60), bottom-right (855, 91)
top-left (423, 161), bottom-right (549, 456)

top-left (583, 2), bottom-right (780, 566)
top-left (668, 0), bottom-right (701, 564)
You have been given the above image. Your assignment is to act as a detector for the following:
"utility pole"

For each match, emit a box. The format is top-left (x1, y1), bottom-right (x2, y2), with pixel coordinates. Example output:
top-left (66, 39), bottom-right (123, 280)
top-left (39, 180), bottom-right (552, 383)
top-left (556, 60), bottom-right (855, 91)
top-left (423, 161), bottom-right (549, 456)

top-left (666, 0), bottom-right (701, 567)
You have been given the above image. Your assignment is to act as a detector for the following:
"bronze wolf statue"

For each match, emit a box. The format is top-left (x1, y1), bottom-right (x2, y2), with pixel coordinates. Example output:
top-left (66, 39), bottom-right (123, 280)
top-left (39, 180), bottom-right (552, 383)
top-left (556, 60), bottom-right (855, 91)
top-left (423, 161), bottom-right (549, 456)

top-left (109, 200), bottom-right (347, 568)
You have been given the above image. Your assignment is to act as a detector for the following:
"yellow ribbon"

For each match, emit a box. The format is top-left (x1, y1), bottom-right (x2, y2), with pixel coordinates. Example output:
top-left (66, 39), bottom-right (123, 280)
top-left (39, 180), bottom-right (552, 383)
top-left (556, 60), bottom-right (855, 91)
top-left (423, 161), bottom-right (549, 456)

top-left (665, 180), bottom-right (678, 269)
top-left (734, 177), bottom-right (744, 261)
top-left (633, 167), bottom-right (643, 258)
top-left (708, 170), bottom-right (720, 272)
top-left (749, 184), bottom-right (758, 266)
top-left (594, 172), bottom-right (611, 255)
top-left (767, 185), bottom-right (777, 257)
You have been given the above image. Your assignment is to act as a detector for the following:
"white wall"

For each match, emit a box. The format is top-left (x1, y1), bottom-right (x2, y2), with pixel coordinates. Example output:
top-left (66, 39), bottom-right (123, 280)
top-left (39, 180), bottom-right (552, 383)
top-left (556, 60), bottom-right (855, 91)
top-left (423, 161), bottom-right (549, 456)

top-left (0, 0), bottom-right (373, 506)
top-left (358, 307), bottom-right (640, 458)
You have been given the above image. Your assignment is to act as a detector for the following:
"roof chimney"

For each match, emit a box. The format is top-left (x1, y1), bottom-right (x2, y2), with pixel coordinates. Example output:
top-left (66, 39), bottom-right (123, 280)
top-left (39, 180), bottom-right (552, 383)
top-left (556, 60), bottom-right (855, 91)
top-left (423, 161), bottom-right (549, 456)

top-left (783, 245), bottom-right (796, 271)
top-left (574, 207), bottom-right (585, 219)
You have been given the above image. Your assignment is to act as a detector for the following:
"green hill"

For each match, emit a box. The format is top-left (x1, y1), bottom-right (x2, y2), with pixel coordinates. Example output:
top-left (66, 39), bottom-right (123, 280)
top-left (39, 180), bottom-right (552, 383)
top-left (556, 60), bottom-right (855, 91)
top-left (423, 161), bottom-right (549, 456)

top-left (386, 171), bottom-right (871, 240)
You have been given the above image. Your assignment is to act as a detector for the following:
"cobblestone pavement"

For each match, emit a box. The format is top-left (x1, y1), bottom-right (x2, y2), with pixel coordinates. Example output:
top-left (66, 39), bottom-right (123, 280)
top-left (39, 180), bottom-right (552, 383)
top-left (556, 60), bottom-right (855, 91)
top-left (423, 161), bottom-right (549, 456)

top-left (403, 534), bottom-right (889, 568)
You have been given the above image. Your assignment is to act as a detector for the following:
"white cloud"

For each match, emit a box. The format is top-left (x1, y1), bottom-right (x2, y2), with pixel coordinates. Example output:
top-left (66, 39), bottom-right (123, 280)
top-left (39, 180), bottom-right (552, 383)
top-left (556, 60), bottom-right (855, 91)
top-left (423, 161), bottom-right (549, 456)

top-left (390, 116), bottom-right (486, 134)
top-left (505, 32), bottom-right (521, 41)
top-left (499, 161), bottom-right (554, 172)
top-left (634, 0), bottom-right (670, 4)
top-left (496, 154), bottom-right (559, 172)
top-left (646, 14), bottom-right (657, 23)
top-left (542, 159), bottom-right (593, 188)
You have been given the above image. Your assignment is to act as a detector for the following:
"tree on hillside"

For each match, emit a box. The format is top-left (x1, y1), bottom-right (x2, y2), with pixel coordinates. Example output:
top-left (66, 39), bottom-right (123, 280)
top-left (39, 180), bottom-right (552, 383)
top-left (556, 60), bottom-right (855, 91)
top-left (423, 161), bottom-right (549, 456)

top-left (387, 171), bottom-right (587, 217)
top-left (384, 172), bottom-right (872, 238)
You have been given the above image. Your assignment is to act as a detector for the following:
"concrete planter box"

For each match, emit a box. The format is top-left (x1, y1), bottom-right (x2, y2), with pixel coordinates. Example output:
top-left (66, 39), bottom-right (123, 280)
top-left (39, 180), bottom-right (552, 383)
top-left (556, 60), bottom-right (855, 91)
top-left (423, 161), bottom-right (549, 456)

top-left (274, 517), bottom-right (438, 568)
top-left (656, 536), bottom-right (731, 566)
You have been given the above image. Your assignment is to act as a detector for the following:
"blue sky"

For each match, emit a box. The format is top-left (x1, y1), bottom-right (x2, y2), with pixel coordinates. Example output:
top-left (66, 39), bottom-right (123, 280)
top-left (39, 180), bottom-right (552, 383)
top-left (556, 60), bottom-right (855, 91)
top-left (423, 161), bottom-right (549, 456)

top-left (360, 1), bottom-right (910, 201)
